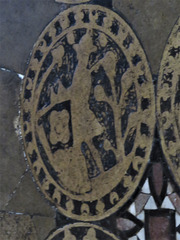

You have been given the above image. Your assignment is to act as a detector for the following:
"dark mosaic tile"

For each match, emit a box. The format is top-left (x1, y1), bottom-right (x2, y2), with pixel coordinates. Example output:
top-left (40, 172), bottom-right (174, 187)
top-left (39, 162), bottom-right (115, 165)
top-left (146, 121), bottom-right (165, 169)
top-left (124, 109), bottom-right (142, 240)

top-left (145, 210), bottom-right (176, 240)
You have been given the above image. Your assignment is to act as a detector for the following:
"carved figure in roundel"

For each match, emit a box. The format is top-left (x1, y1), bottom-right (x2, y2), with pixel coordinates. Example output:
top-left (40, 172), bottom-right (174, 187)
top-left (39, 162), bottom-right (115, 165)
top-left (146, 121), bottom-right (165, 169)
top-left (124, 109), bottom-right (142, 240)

top-left (46, 223), bottom-right (119, 240)
top-left (157, 17), bottom-right (180, 186)
top-left (20, 5), bottom-right (155, 221)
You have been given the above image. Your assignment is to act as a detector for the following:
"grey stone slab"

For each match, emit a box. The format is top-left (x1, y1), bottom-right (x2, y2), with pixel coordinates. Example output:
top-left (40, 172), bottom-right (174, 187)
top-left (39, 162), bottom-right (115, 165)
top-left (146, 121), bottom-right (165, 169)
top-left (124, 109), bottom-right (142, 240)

top-left (0, 0), bottom-right (67, 74)
top-left (6, 171), bottom-right (56, 217)
top-left (32, 216), bottom-right (56, 240)
top-left (0, 69), bottom-right (26, 210)
top-left (113, 0), bottom-right (180, 75)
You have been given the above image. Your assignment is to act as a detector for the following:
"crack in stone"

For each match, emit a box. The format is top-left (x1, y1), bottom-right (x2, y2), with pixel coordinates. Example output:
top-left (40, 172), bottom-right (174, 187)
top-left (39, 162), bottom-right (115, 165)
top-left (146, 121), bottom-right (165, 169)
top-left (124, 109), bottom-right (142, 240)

top-left (0, 67), bottom-right (24, 80)
top-left (0, 210), bottom-right (56, 219)
top-left (4, 169), bottom-right (29, 208)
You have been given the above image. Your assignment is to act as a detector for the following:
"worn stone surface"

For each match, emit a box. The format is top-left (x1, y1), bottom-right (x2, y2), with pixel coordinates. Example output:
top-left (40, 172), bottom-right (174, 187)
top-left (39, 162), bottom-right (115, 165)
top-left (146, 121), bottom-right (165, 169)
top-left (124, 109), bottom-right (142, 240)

top-left (5, 171), bottom-right (55, 217)
top-left (1, 0), bottom-right (180, 239)
top-left (0, 212), bottom-right (38, 240)
top-left (0, 69), bottom-right (26, 210)
top-left (113, 0), bottom-right (180, 75)
top-left (0, 0), bottom-right (66, 74)
top-left (32, 215), bottom-right (56, 240)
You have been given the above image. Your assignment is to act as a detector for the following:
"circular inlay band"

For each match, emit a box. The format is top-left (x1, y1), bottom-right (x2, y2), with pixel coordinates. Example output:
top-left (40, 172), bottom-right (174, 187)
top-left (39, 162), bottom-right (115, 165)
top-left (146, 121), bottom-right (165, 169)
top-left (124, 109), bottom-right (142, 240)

top-left (20, 4), bottom-right (155, 221)
top-left (157, 17), bottom-right (180, 186)
top-left (46, 223), bottom-right (119, 240)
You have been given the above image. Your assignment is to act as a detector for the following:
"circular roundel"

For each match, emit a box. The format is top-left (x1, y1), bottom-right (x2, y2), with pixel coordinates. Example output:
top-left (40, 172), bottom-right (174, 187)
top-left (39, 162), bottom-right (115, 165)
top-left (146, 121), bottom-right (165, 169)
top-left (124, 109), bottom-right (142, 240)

top-left (46, 223), bottom-right (119, 240)
top-left (157, 18), bottom-right (180, 186)
top-left (20, 4), bottom-right (155, 221)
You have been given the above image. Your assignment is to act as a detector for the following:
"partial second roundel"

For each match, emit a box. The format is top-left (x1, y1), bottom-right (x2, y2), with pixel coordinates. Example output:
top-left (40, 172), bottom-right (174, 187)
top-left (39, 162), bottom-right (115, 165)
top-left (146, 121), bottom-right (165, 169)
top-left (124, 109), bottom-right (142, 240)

top-left (46, 223), bottom-right (119, 240)
top-left (20, 5), bottom-right (155, 221)
top-left (157, 18), bottom-right (180, 186)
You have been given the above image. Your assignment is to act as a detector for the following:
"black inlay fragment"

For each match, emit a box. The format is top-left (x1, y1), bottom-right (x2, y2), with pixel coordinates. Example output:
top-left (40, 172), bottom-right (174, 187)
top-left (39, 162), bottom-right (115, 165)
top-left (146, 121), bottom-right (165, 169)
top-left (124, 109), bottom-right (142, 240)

top-left (23, 111), bottom-right (31, 122)
top-left (54, 21), bottom-right (62, 36)
top-left (72, 200), bottom-right (81, 215)
top-left (123, 34), bottom-right (133, 49)
top-left (140, 123), bottom-right (150, 136)
top-left (44, 32), bottom-right (52, 46)
top-left (68, 12), bottom-right (76, 27)
top-left (124, 127), bottom-right (137, 156)
top-left (73, 28), bottom-right (87, 44)
top-left (102, 182), bottom-right (128, 211)
top-left (169, 46), bottom-right (180, 58)
top-left (135, 146), bottom-right (146, 158)
top-left (160, 97), bottom-right (171, 113)
top-left (91, 65), bottom-right (113, 98)
top-left (126, 163), bottom-right (138, 181)
top-left (141, 98), bottom-right (150, 110)
top-left (82, 9), bottom-right (90, 23)
top-left (87, 201), bottom-right (97, 216)
top-left (81, 142), bottom-right (100, 179)
top-left (35, 134), bottom-right (59, 181)
top-left (60, 194), bottom-right (67, 210)
top-left (121, 83), bottom-right (137, 137)
top-left (25, 132), bottom-right (32, 143)
top-left (162, 70), bottom-right (173, 87)
top-left (175, 77), bottom-right (180, 105)
top-left (102, 194), bottom-right (114, 211)
top-left (170, 152), bottom-right (180, 169)
top-left (24, 87), bottom-right (31, 100)
top-left (38, 168), bottom-right (46, 184)
top-left (34, 50), bottom-right (43, 62)
top-left (114, 55), bottom-right (129, 104)
top-left (96, 11), bottom-right (106, 26)
top-left (29, 150), bottom-right (38, 164)
top-left (113, 180), bottom-right (128, 200)
top-left (27, 69), bottom-right (35, 80)
top-left (46, 183), bottom-right (55, 198)
top-left (37, 52), bottom-right (53, 87)
top-left (38, 36), bottom-right (78, 110)
top-left (164, 124), bottom-right (176, 147)
top-left (132, 55), bottom-right (141, 66)
top-left (138, 75), bottom-right (147, 85)
top-left (93, 134), bottom-right (117, 172)
top-left (110, 19), bottom-right (119, 35)
top-left (24, 124), bottom-right (27, 132)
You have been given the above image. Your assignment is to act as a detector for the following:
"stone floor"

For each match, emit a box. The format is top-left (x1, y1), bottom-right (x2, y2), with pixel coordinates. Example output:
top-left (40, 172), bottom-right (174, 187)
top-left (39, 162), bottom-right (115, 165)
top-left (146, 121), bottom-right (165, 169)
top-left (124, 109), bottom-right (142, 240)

top-left (0, 0), bottom-right (180, 239)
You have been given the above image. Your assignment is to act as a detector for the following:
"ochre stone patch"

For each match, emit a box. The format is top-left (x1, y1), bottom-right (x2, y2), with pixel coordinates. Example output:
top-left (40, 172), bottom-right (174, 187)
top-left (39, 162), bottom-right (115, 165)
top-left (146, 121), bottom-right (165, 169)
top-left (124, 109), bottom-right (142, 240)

top-left (157, 17), bottom-right (180, 187)
top-left (46, 223), bottom-right (119, 240)
top-left (0, 212), bottom-right (37, 240)
top-left (20, 5), bottom-right (155, 221)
